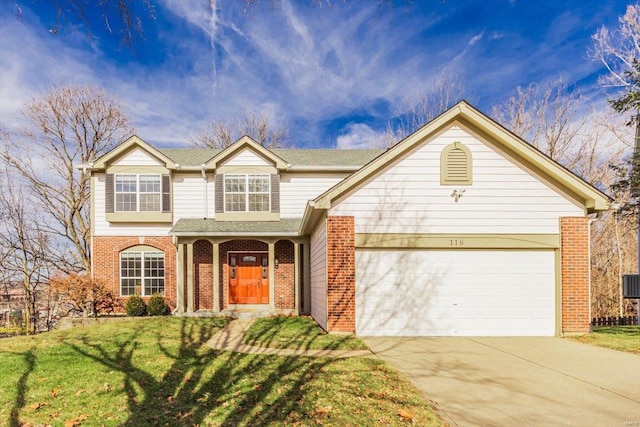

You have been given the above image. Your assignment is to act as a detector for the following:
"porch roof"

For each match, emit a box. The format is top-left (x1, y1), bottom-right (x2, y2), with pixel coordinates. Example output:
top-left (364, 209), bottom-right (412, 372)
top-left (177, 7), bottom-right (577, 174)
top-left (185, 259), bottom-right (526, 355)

top-left (169, 218), bottom-right (302, 236)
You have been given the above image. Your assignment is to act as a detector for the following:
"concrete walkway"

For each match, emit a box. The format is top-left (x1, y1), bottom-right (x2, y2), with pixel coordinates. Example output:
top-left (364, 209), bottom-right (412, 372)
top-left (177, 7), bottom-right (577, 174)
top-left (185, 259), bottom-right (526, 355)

top-left (363, 336), bottom-right (640, 427)
top-left (206, 318), bottom-right (373, 358)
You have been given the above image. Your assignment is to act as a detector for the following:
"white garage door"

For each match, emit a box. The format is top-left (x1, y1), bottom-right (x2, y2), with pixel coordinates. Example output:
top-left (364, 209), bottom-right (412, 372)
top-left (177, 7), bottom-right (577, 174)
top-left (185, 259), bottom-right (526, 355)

top-left (356, 250), bottom-right (556, 336)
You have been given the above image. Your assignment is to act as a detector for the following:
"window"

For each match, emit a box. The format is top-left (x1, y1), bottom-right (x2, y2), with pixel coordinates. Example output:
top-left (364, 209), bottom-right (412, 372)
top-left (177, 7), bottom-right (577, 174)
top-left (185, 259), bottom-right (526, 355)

top-left (120, 251), bottom-right (165, 296)
top-left (115, 174), bottom-right (161, 212)
top-left (441, 142), bottom-right (472, 185)
top-left (224, 174), bottom-right (270, 212)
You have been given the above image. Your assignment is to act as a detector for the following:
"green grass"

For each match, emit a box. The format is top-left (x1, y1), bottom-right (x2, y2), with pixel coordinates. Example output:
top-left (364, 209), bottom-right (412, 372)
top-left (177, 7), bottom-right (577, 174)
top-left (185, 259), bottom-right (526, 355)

top-left (243, 315), bottom-right (369, 351)
top-left (567, 326), bottom-right (640, 354)
top-left (0, 317), bottom-right (443, 427)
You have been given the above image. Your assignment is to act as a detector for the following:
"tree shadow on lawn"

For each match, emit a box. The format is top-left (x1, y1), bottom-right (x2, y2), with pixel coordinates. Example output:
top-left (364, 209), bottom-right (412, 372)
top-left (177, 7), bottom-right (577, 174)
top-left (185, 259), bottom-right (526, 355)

top-left (64, 318), bottom-right (336, 426)
top-left (243, 315), bottom-right (364, 351)
top-left (7, 348), bottom-right (36, 427)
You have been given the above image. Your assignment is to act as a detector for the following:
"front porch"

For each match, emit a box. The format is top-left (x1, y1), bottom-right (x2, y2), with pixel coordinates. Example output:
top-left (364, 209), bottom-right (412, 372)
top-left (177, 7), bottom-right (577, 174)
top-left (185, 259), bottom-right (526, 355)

top-left (171, 219), bottom-right (310, 318)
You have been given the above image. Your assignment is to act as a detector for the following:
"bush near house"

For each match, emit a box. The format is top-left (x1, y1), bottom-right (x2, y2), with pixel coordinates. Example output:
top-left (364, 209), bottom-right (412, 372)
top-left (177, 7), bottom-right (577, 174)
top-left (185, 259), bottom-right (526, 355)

top-left (147, 293), bottom-right (169, 316)
top-left (125, 294), bottom-right (147, 316)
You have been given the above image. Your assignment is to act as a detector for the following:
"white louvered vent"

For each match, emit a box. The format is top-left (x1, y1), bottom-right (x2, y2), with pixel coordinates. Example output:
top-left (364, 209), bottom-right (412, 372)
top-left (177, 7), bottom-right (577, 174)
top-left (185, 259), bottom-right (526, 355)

top-left (446, 148), bottom-right (468, 182)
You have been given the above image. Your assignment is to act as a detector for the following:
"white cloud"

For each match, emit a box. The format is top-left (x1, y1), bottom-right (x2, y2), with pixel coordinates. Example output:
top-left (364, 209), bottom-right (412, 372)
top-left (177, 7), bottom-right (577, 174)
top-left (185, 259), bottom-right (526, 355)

top-left (468, 31), bottom-right (484, 46)
top-left (336, 123), bottom-right (384, 149)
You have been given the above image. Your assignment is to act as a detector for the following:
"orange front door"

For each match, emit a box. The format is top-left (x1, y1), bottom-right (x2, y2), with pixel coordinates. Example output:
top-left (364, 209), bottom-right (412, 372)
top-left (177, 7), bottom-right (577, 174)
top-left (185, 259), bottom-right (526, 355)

top-left (229, 253), bottom-right (269, 304)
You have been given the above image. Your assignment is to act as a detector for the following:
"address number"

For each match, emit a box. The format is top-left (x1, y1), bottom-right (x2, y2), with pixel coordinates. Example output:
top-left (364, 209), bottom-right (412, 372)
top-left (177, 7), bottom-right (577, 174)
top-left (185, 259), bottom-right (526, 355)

top-left (450, 239), bottom-right (464, 246)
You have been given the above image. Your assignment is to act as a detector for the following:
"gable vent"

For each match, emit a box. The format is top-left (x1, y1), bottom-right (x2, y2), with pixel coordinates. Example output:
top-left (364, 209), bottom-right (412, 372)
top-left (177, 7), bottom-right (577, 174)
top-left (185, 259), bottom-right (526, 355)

top-left (441, 142), bottom-right (472, 185)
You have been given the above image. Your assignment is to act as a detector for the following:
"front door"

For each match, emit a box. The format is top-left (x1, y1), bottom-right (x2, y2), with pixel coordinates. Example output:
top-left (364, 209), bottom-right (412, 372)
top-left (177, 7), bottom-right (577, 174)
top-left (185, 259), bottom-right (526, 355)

top-left (229, 253), bottom-right (269, 304)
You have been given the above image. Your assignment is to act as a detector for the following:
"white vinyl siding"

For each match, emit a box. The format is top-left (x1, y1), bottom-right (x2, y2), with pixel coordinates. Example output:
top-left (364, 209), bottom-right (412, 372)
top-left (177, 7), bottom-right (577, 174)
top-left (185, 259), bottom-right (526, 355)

top-left (173, 173), bottom-right (207, 219)
top-left (310, 218), bottom-right (328, 331)
top-left (220, 148), bottom-right (271, 166)
top-left (112, 147), bottom-right (164, 166)
top-left (279, 173), bottom-right (348, 218)
top-left (330, 126), bottom-right (584, 234)
top-left (356, 249), bottom-right (556, 336)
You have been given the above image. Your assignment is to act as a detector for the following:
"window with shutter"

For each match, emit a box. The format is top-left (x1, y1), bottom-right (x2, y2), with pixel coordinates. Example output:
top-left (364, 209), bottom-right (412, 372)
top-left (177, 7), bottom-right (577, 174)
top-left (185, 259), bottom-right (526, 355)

top-left (441, 142), bottom-right (472, 185)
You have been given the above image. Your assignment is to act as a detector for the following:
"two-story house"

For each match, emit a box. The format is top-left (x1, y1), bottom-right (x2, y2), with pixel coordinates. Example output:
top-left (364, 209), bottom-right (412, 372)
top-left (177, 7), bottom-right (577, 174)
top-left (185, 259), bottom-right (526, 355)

top-left (82, 102), bottom-right (611, 336)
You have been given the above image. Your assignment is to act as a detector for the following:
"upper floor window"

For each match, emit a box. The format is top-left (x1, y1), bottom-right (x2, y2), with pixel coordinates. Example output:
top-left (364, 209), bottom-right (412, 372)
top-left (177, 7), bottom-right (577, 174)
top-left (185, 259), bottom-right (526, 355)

top-left (441, 142), bottom-right (473, 185)
top-left (120, 250), bottom-right (165, 296)
top-left (115, 174), bottom-right (161, 212)
top-left (224, 174), bottom-right (270, 212)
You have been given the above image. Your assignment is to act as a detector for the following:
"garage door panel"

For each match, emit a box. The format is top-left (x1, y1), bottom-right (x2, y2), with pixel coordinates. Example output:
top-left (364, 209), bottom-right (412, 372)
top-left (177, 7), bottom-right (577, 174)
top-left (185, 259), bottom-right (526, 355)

top-left (356, 250), bottom-right (555, 336)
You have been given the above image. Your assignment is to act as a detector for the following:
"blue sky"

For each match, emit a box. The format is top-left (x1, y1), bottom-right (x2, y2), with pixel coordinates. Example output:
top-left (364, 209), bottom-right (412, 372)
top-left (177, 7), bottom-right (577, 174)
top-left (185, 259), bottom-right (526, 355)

top-left (0, 0), bottom-right (629, 148)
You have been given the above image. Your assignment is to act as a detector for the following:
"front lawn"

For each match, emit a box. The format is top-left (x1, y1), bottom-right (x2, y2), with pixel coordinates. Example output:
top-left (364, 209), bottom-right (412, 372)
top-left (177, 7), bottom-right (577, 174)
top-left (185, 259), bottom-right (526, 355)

top-left (0, 317), bottom-right (443, 426)
top-left (243, 315), bottom-right (369, 350)
top-left (567, 326), bottom-right (640, 354)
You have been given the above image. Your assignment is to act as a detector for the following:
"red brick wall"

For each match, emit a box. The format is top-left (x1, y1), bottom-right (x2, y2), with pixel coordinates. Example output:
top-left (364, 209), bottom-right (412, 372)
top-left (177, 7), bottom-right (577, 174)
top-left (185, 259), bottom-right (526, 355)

top-left (194, 240), bottom-right (213, 310)
top-left (275, 240), bottom-right (295, 310)
top-left (326, 216), bottom-right (356, 333)
top-left (93, 236), bottom-right (176, 312)
top-left (561, 217), bottom-right (591, 333)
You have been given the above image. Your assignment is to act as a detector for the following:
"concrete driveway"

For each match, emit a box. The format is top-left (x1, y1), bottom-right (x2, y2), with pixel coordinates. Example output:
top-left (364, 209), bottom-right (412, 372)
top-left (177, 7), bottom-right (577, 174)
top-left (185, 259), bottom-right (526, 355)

top-left (363, 337), bottom-right (640, 427)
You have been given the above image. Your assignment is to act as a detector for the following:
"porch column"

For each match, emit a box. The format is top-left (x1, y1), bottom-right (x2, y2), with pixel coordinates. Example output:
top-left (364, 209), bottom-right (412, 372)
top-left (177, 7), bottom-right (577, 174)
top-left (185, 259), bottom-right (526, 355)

top-left (212, 241), bottom-right (220, 312)
top-left (269, 242), bottom-right (275, 310)
top-left (303, 243), bottom-right (311, 314)
top-left (186, 242), bottom-right (194, 313)
top-left (177, 243), bottom-right (185, 314)
top-left (294, 243), bottom-right (300, 314)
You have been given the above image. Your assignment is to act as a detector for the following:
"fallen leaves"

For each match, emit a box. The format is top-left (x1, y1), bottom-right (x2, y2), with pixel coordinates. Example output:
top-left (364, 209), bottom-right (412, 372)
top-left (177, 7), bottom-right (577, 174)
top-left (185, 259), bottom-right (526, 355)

top-left (28, 402), bottom-right (47, 411)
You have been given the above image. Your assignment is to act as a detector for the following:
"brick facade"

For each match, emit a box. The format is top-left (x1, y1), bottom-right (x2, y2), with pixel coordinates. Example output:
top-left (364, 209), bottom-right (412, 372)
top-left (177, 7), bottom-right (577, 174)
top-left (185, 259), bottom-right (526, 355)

top-left (326, 216), bottom-right (356, 333)
top-left (560, 217), bottom-right (591, 333)
top-left (275, 240), bottom-right (295, 309)
top-left (194, 240), bottom-right (213, 310)
top-left (93, 236), bottom-right (177, 311)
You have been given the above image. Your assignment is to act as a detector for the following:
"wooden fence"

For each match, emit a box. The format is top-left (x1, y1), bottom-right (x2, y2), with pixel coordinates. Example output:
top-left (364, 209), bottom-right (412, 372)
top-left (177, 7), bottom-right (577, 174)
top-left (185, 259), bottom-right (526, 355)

top-left (591, 316), bottom-right (638, 326)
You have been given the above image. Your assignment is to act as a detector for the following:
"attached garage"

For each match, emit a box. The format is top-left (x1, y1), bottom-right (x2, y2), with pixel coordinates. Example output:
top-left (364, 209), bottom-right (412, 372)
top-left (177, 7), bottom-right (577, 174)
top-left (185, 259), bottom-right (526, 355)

top-left (355, 249), bottom-right (556, 336)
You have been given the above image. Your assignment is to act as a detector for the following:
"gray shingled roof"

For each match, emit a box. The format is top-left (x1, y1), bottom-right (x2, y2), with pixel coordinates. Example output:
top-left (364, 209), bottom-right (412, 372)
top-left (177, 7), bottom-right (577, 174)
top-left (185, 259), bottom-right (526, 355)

top-left (158, 148), bottom-right (384, 167)
top-left (170, 218), bottom-right (302, 235)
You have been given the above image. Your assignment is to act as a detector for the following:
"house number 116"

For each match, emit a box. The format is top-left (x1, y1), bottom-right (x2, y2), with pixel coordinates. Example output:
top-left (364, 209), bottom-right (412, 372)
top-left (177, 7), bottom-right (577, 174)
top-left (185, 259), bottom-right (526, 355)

top-left (450, 239), bottom-right (464, 246)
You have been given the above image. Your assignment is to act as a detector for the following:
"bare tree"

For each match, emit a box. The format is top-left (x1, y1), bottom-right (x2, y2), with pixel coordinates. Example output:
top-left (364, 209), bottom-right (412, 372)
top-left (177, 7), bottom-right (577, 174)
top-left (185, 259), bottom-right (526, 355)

top-left (0, 170), bottom-right (51, 334)
top-left (5, 0), bottom-right (156, 50)
top-left (192, 109), bottom-right (289, 149)
top-left (378, 70), bottom-right (465, 148)
top-left (492, 79), bottom-right (590, 167)
top-left (590, 3), bottom-right (640, 100)
top-left (0, 85), bottom-right (133, 274)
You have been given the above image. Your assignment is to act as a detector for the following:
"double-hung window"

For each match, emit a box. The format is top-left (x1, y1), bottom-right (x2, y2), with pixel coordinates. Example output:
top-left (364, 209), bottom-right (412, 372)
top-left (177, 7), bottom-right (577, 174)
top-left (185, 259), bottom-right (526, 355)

top-left (115, 174), bottom-right (162, 212)
top-left (120, 251), bottom-right (165, 296)
top-left (224, 174), bottom-right (270, 212)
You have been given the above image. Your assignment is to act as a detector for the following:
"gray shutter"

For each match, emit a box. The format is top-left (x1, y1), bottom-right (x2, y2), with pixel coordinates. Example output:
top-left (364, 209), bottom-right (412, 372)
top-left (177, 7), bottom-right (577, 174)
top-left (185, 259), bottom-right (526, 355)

top-left (271, 174), bottom-right (280, 213)
top-left (215, 174), bottom-right (224, 213)
top-left (162, 175), bottom-right (171, 213)
top-left (105, 174), bottom-right (114, 213)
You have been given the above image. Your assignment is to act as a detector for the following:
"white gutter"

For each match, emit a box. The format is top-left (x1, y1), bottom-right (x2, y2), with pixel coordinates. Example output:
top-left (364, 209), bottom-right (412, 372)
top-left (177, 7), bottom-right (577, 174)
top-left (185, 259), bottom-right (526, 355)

top-left (170, 231), bottom-right (300, 237)
top-left (286, 165), bottom-right (363, 172)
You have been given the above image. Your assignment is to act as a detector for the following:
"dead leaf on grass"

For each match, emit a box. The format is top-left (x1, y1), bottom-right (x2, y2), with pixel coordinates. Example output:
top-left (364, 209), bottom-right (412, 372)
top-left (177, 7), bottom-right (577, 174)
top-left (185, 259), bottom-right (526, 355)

top-left (51, 388), bottom-right (58, 397)
top-left (74, 389), bottom-right (86, 396)
top-left (398, 409), bottom-right (414, 420)
top-left (29, 402), bottom-right (47, 411)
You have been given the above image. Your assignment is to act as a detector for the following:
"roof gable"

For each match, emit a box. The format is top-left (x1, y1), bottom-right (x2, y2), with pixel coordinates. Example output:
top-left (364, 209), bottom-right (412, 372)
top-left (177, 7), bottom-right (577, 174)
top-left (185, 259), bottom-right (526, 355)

top-left (310, 101), bottom-right (611, 216)
top-left (93, 135), bottom-right (176, 169)
top-left (204, 136), bottom-right (288, 170)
